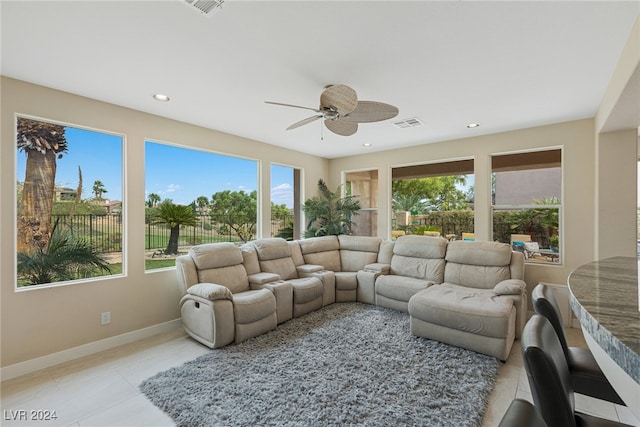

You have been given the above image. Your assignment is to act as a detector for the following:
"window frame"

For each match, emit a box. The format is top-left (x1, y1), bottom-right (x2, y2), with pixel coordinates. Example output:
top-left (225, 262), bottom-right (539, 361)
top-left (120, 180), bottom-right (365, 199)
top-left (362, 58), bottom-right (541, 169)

top-left (14, 114), bottom-right (127, 291)
top-left (144, 139), bottom-right (260, 273)
top-left (343, 168), bottom-right (380, 237)
top-left (491, 147), bottom-right (563, 265)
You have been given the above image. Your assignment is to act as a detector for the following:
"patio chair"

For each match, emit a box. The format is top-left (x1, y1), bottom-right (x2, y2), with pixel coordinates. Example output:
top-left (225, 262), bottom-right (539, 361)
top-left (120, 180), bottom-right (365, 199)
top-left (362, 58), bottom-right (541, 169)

top-left (510, 234), bottom-right (540, 259)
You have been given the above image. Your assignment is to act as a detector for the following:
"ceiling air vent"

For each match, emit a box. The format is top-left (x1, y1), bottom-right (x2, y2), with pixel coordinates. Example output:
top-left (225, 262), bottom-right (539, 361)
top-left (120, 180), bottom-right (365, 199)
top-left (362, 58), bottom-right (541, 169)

top-left (184, 0), bottom-right (224, 17)
top-left (393, 117), bottom-right (424, 129)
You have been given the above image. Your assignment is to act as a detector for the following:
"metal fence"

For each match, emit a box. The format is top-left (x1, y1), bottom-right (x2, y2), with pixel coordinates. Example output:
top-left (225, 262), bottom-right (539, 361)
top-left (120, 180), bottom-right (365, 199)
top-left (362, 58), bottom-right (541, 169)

top-left (52, 214), bottom-right (122, 253)
top-left (52, 213), bottom-right (293, 254)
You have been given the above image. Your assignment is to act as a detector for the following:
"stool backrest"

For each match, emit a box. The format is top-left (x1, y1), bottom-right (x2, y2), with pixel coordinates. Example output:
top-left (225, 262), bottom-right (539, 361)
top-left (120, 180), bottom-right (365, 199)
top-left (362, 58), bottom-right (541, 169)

top-left (531, 284), bottom-right (570, 360)
top-left (522, 314), bottom-right (576, 427)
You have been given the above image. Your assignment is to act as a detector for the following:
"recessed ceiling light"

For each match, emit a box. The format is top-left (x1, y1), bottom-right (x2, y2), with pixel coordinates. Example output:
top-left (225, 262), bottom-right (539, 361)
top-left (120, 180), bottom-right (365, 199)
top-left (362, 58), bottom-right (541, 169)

top-left (466, 123), bottom-right (480, 128)
top-left (363, 143), bottom-right (371, 147)
top-left (153, 94), bottom-right (170, 102)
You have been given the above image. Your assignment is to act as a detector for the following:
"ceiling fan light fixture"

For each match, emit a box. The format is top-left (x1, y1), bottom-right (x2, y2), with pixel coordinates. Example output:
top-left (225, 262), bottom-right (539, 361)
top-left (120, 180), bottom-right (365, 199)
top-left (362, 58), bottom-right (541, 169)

top-left (266, 84), bottom-right (398, 137)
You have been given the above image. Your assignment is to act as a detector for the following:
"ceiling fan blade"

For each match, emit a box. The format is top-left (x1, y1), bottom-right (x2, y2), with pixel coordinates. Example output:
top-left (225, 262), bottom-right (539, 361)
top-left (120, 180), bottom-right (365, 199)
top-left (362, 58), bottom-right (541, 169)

top-left (265, 101), bottom-right (321, 113)
top-left (342, 101), bottom-right (399, 123)
top-left (320, 85), bottom-right (358, 115)
top-left (287, 115), bottom-right (322, 130)
top-left (325, 119), bottom-right (357, 136)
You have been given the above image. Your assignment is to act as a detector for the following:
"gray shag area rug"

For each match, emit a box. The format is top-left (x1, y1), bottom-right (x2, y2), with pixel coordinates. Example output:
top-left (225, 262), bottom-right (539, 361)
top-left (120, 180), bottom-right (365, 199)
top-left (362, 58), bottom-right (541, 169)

top-left (140, 303), bottom-right (501, 427)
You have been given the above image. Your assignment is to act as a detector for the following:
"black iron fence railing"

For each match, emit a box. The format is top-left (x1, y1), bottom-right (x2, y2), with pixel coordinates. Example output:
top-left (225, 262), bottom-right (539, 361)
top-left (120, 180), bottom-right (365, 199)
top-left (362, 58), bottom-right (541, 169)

top-left (50, 213), bottom-right (294, 254)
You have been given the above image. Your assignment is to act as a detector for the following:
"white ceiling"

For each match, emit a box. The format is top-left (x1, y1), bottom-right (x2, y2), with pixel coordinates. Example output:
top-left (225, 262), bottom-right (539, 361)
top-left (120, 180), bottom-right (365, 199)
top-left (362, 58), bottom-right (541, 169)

top-left (2, 1), bottom-right (639, 159)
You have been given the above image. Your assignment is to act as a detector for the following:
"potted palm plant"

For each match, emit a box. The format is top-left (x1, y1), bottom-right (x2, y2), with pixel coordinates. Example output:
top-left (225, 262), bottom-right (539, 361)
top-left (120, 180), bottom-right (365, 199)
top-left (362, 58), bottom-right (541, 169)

top-left (302, 179), bottom-right (361, 238)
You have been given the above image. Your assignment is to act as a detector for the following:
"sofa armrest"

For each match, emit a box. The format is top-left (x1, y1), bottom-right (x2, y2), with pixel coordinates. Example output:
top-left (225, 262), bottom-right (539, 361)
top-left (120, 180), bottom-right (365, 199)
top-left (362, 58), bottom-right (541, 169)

top-left (363, 263), bottom-right (390, 274)
top-left (297, 264), bottom-right (324, 274)
top-left (493, 279), bottom-right (526, 295)
top-left (249, 280), bottom-right (293, 324)
top-left (248, 272), bottom-right (281, 285)
top-left (187, 283), bottom-right (233, 301)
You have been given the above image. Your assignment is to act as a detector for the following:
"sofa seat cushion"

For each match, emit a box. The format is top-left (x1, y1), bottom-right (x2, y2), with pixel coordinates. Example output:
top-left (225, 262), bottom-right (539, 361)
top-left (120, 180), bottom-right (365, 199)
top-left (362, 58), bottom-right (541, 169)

top-left (376, 275), bottom-right (435, 302)
top-left (289, 277), bottom-right (324, 303)
top-left (232, 289), bottom-right (277, 324)
top-left (335, 272), bottom-right (357, 291)
top-left (409, 284), bottom-right (514, 339)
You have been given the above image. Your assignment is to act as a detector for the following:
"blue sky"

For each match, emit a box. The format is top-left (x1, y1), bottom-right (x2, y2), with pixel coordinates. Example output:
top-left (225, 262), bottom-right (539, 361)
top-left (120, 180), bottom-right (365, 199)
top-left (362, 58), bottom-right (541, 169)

top-left (17, 126), bottom-right (124, 201)
top-left (16, 124), bottom-right (294, 208)
top-left (146, 141), bottom-right (293, 207)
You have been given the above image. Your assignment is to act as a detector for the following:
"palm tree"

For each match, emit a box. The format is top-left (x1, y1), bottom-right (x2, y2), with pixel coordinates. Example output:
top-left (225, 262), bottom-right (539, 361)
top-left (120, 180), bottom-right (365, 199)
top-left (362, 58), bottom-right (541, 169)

top-left (147, 193), bottom-right (161, 208)
top-left (302, 179), bottom-right (361, 237)
top-left (154, 202), bottom-right (197, 254)
top-left (392, 193), bottom-right (429, 214)
top-left (17, 220), bottom-right (111, 286)
top-left (92, 180), bottom-right (108, 199)
top-left (17, 118), bottom-right (68, 254)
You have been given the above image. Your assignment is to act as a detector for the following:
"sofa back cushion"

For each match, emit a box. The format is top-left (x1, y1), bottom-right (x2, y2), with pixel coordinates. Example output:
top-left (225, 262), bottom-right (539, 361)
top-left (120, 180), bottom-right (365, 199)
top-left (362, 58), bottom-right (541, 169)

top-left (444, 240), bottom-right (513, 289)
top-left (299, 236), bottom-right (341, 272)
top-left (239, 243), bottom-right (261, 275)
top-left (390, 235), bottom-right (447, 282)
top-left (253, 238), bottom-right (298, 280)
top-left (338, 235), bottom-right (381, 272)
top-left (189, 243), bottom-right (250, 294)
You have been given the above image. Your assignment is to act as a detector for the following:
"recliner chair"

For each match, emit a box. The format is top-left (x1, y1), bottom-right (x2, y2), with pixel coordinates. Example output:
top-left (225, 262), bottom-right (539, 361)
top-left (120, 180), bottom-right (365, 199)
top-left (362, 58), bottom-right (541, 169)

top-left (176, 242), bottom-right (278, 348)
top-left (531, 283), bottom-right (625, 405)
top-left (521, 314), bottom-right (632, 427)
top-left (251, 238), bottom-right (325, 318)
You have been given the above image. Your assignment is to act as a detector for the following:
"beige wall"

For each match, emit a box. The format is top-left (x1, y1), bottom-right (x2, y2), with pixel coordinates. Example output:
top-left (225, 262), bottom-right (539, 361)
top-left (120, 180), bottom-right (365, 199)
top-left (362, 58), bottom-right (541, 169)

top-left (329, 119), bottom-right (596, 293)
top-left (0, 77), bottom-right (328, 367)
top-left (595, 16), bottom-right (640, 259)
top-left (596, 129), bottom-right (638, 259)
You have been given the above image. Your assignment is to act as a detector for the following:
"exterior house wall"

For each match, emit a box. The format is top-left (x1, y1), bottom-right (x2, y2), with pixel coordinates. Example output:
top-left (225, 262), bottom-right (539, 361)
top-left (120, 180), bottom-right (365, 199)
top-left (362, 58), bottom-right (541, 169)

top-left (494, 168), bottom-right (562, 205)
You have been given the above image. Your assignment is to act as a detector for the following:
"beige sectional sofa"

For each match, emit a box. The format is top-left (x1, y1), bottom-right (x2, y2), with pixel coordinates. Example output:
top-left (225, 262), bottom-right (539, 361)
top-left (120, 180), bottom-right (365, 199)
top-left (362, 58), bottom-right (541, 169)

top-left (176, 235), bottom-right (526, 360)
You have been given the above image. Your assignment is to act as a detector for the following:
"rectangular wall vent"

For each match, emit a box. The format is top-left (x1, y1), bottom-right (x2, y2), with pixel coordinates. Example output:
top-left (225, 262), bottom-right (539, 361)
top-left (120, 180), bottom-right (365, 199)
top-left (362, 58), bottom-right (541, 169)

top-left (184, 0), bottom-right (224, 17)
top-left (393, 117), bottom-right (424, 128)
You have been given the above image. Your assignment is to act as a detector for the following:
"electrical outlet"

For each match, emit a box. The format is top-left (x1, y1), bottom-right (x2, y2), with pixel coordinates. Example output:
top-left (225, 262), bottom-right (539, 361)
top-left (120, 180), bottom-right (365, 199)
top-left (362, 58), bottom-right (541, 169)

top-left (101, 311), bottom-right (111, 325)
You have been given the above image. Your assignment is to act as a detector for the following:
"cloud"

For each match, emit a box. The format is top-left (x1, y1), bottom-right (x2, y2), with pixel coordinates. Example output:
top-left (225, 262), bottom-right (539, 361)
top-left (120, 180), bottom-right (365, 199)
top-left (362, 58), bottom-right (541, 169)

top-left (272, 183), bottom-right (293, 207)
top-left (159, 183), bottom-right (180, 194)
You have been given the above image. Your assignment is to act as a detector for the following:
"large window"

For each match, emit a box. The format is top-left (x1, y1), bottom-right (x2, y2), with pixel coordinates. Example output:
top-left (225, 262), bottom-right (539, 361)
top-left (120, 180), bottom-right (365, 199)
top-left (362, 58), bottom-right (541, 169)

top-left (16, 116), bottom-right (124, 288)
top-left (345, 170), bottom-right (379, 236)
top-left (270, 164), bottom-right (299, 240)
top-left (492, 149), bottom-right (562, 264)
top-left (145, 141), bottom-right (258, 271)
top-left (391, 160), bottom-right (474, 240)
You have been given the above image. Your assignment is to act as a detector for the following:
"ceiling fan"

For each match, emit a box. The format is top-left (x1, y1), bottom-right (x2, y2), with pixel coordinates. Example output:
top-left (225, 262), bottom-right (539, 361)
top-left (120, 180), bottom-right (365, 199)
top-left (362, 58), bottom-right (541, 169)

top-left (265, 84), bottom-right (399, 136)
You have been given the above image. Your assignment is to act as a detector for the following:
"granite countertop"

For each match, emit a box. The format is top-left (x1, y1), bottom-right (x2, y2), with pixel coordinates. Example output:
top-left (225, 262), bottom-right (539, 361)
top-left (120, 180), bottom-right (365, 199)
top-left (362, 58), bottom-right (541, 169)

top-left (568, 256), bottom-right (640, 383)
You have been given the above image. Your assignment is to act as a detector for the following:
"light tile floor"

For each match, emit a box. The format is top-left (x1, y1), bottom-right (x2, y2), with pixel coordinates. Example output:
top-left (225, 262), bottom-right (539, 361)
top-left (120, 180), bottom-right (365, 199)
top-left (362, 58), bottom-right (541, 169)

top-left (1, 327), bottom-right (638, 427)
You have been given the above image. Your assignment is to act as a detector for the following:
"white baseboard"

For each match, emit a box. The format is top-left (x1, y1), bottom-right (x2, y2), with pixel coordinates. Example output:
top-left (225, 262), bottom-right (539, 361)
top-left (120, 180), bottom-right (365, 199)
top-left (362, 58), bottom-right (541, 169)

top-left (1, 319), bottom-right (182, 382)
